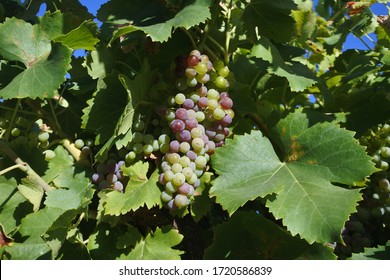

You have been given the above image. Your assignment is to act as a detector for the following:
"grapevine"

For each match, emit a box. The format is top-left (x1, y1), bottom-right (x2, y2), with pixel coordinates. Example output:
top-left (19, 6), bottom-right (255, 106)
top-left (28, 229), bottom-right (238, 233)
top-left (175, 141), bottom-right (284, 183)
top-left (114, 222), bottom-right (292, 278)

top-left (0, 0), bottom-right (390, 261)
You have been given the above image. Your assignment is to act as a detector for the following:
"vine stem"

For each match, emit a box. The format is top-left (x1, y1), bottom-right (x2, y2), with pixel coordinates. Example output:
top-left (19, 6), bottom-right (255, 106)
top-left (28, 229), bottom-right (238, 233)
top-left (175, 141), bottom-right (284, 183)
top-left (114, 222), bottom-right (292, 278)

top-left (0, 163), bottom-right (26, 176)
top-left (0, 140), bottom-right (52, 192)
top-left (4, 99), bottom-right (21, 141)
top-left (180, 27), bottom-right (198, 50)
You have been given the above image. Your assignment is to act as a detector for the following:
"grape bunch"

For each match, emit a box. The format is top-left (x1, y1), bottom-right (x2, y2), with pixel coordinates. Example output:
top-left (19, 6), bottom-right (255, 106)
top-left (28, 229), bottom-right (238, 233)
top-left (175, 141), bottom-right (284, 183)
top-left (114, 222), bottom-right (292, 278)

top-left (159, 50), bottom-right (234, 210)
top-left (335, 123), bottom-right (390, 258)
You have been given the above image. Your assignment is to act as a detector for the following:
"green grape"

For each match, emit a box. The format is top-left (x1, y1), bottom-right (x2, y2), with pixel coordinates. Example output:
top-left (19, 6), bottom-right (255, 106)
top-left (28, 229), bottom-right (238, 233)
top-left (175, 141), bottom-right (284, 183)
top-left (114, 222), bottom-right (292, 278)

top-left (207, 89), bottom-right (219, 100)
top-left (178, 156), bottom-right (190, 167)
top-left (11, 127), bottom-right (20, 137)
top-left (215, 76), bottom-right (229, 89)
top-left (191, 127), bottom-right (202, 138)
top-left (213, 59), bottom-right (224, 71)
top-left (192, 138), bottom-right (205, 150)
top-left (167, 153), bottom-right (180, 164)
top-left (381, 147), bottom-right (390, 158)
top-left (43, 150), bottom-right (56, 160)
top-left (164, 170), bottom-right (175, 182)
top-left (161, 191), bottom-right (173, 202)
top-left (195, 62), bottom-right (208, 75)
top-left (175, 93), bottom-right (186, 105)
top-left (158, 134), bottom-right (171, 144)
top-left (125, 151), bottom-right (136, 162)
top-left (143, 144), bottom-right (153, 154)
top-left (174, 194), bottom-right (190, 208)
top-left (38, 131), bottom-right (49, 142)
top-left (133, 119), bottom-right (145, 132)
top-left (165, 182), bottom-right (177, 193)
top-left (74, 139), bottom-right (84, 149)
top-left (133, 143), bottom-right (144, 154)
top-left (187, 173), bottom-right (198, 185)
top-left (207, 99), bottom-right (219, 110)
top-left (132, 132), bottom-right (144, 143)
top-left (182, 167), bottom-right (193, 179)
top-left (179, 142), bottom-right (191, 153)
top-left (172, 173), bottom-right (186, 186)
top-left (213, 108), bottom-right (225, 120)
top-left (218, 66), bottom-right (230, 78)
top-left (143, 134), bottom-right (154, 145)
top-left (195, 156), bottom-right (207, 169)
top-left (160, 143), bottom-right (170, 154)
top-left (195, 111), bottom-right (205, 122)
top-left (171, 163), bottom-right (183, 173)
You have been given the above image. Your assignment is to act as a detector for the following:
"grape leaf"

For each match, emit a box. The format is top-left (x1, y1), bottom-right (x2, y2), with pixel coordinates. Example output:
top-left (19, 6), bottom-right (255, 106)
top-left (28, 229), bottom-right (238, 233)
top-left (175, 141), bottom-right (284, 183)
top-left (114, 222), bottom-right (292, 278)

top-left (210, 109), bottom-right (376, 244)
top-left (108, 0), bottom-right (211, 43)
top-left (250, 38), bottom-right (317, 92)
top-left (3, 237), bottom-right (50, 260)
top-left (104, 162), bottom-right (162, 215)
top-left (0, 18), bottom-right (72, 99)
top-left (39, 11), bottom-right (99, 51)
top-left (204, 211), bottom-right (336, 259)
top-left (118, 226), bottom-right (183, 260)
top-left (18, 179), bottom-right (44, 212)
top-left (242, 0), bottom-right (297, 43)
top-left (349, 241), bottom-right (390, 260)
top-left (0, 177), bottom-right (32, 235)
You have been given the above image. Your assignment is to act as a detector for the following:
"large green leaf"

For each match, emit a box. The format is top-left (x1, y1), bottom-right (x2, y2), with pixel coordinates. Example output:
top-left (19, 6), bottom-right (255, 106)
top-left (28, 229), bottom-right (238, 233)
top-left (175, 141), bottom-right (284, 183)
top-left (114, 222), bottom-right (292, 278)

top-left (0, 177), bottom-right (32, 235)
top-left (0, 17), bottom-right (72, 99)
top-left (210, 109), bottom-right (376, 244)
top-left (119, 226), bottom-right (183, 260)
top-left (251, 38), bottom-right (317, 92)
top-left (104, 162), bottom-right (162, 215)
top-left (204, 211), bottom-right (336, 259)
top-left (3, 237), bottom-right (50, 260)
top-left (242, 0), bottom-right (297, 43)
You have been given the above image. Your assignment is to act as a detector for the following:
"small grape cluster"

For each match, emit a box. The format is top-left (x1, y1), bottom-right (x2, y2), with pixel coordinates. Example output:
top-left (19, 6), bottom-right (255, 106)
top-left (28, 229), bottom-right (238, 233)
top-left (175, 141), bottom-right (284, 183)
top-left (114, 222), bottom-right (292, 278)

top-left (159, 50), bottom-right (234, 210)
top-left (92, 159), bottom-right (128, 192)
top-left (335, 123), bottom-right (390, 258)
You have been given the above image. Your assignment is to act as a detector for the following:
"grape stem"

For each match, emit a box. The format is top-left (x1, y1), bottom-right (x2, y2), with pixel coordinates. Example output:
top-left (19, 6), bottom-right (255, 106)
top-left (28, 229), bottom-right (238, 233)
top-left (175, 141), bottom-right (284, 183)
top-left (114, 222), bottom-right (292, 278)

top-left (0, 140), bottom-right (52, 192)
top-left (3, 99), bottom-right (21, 142)
top-left (0, 163), bottom-right (27, 176)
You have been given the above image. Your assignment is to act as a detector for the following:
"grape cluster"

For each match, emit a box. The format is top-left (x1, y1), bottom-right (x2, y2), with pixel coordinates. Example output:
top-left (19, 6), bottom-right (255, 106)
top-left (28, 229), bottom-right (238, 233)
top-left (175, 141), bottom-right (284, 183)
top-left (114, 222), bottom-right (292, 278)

top-left (92, 159), bottom-right (128, 192)
top-left (335, 123), bottom-right (390, 258)
top-left (159, 50), bottom-right (234, 210)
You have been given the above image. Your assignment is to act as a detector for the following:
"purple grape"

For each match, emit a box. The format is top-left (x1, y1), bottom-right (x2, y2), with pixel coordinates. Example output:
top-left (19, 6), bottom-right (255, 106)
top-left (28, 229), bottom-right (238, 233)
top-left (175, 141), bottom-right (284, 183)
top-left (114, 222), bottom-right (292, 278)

top-left (170, 140), bottom-right (180, 152)
top-left (92, 173), bottom-right (104, 184)
top-left (206, 129), bottom-right (217, 139)
top-left (183, 99), bottom-right (194, 109)
top-left (221, 114), bottom-right (232, 126)
top-left (197, 85), bottom-right (207, 96)
top-left (113, 181), bottom-right (124, 192)
top-left (171, 119), bottom-right (185, 132)
top-left (186, 150), bottom-right (197, 161)
top-left (219, 92), bottom-right (229, 99)
top-left (198, 97), bottom-right (208, 108)
top-left (220, 97), bottom-right (233, 109)
top-left (185, 118), bottom-right (198, 130)
top-left (178, 183), bottom-right (194, 196)
top-left (175, 108), bottom-right (188, 120)
top-left (214, 133), bottom-right (225, 142)
top-left (179, 130), bottom-right (191, 142)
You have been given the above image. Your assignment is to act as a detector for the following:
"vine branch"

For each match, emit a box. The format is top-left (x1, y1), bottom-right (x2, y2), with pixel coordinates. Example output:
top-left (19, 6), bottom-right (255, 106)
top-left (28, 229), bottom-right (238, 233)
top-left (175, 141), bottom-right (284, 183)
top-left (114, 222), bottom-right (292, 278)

top-left (0, 140), bottom-right (52, 192)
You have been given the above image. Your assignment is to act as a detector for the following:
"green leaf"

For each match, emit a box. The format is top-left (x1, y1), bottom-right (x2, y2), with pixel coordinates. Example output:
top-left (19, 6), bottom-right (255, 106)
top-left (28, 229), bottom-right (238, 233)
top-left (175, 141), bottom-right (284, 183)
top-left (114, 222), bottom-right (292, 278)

top-left (210, 109), bottom-right (376, 244)
top-left (42, 145), bottom-right (74, 184)
top-left (53, 20), bottom-right (99, 51)
top-left (108, 0), bottom-right (211, 43)
top-left (292, 9), bottom-right (317, 42)
top-left (39, 11), bottom-right (99, 50)
top-left (0, 18), bottom-right (72, 99)
top-left (81, 73), bottom-right (129, 146)
top-left (0, 177), bottom-right (32, 235)
top-left (242, 0), bottom-right (297, 43)
top-left (349, 242), bottom-right (390, 260)
top-left (251, 38), bottom-right (317, 91)
top-left (119, 226), bottom-right (183, 260)
top-left (18, 179), bottom-right (44, 212)
top-left (104, 162), bottom-right (162, 215)
top-left (204, 211), bottom-right (336, 259)
top-left (3, 237), bottom-right (50, 260)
